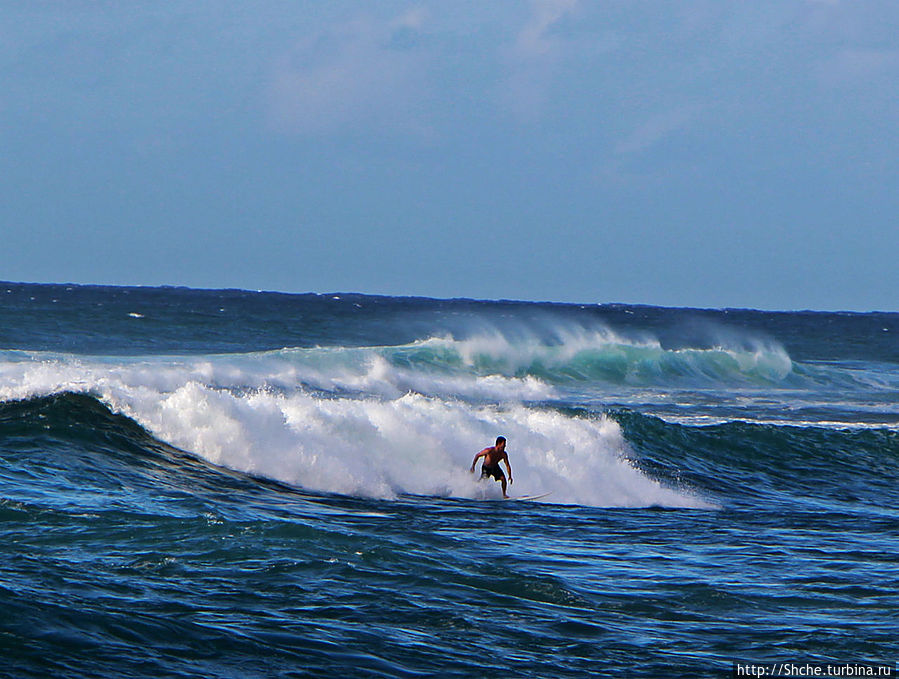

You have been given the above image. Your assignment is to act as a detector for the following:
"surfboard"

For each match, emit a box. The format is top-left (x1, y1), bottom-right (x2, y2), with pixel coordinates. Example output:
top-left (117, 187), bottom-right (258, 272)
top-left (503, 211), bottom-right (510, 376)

top-left (504, 492), bottom-right (552, 502)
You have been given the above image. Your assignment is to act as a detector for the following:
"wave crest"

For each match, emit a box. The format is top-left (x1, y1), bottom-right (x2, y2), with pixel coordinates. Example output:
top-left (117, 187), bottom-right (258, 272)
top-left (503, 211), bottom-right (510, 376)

top-left (378, 328), bottom-right (795, 386)
top-left (0, 351), bottom-right (709, 508)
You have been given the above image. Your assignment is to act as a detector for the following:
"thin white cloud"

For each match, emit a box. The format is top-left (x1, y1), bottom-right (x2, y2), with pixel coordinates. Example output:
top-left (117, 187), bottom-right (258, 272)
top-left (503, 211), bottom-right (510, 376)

top-left (392, 6), bottom-right (427, 32)
top-left (501, 0), bottom-right (582, 121)
top-left (615, 107), bottom-right (696, 155)
top-left (511, 0), bottom-right (579, 60)
top-left (265, 10), bottom-right (431, 137)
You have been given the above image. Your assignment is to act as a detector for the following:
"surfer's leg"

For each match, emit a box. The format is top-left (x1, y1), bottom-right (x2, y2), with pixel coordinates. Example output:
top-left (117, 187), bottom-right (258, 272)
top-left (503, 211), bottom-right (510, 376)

top-left (499, 473), bottom-right (508, 498)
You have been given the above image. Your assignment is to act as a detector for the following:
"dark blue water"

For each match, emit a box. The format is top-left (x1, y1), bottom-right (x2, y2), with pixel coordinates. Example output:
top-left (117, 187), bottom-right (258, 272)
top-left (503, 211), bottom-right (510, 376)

top-left (1, 283), bottom-right (897, 677)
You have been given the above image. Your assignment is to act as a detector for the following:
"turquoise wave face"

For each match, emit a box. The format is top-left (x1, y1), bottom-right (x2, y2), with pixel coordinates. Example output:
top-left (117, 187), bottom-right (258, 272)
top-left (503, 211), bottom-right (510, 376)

top-left (378, 333), bottom-right (798, 386)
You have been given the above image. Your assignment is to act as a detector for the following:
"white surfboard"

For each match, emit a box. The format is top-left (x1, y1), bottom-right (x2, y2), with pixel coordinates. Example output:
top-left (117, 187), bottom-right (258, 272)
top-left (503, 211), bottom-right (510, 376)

top-left (504, 492), bottom-right (552, 502)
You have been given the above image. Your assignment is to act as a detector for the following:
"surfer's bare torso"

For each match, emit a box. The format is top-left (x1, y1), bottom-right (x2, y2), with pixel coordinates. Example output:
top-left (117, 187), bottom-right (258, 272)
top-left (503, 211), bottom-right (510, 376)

top-left (480, 447), bottom-right (506, 469)
top-left (470, 437), bottom-right (513, 498)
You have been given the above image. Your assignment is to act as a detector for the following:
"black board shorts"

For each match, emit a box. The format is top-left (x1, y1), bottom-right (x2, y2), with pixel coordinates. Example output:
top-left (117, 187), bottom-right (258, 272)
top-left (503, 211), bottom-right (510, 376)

top-left (481, 464), bottom-right (504, 481)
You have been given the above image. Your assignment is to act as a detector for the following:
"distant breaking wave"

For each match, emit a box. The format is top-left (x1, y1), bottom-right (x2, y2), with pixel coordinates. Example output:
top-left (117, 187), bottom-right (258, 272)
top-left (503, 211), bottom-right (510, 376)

top-left (373, 330), bottom-right (796, 386)
top-left (0, 331), bottom-right (804, 413)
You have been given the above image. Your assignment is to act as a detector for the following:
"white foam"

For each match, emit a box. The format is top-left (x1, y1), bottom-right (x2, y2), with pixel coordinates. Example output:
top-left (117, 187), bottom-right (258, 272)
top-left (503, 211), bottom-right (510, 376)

top-left (394, 325), bottom-right (796, 386)
top-left (115, 385), bottom-right (709, 508)
top-left (0, 348), bottom-right (554, 404)
top-left (407, 325), bottom-right (659, 375)
top-left (0, 351), bottom-right (710, 508)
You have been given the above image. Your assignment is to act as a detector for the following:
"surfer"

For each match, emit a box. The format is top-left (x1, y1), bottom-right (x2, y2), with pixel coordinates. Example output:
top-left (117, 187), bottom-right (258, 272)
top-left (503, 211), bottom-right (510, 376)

top-left (470, 436), bottom-right (513, 498)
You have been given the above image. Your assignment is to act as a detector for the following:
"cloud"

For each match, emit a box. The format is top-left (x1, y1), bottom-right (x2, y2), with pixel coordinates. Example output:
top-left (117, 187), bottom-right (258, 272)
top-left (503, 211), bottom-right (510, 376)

top-left (615, 107), bottom-right (696, 155)
top-left (265, 10), bottom-right (432, 137)
top-left (500, 0), bottom-right (582, 121)
top-left (511, 0), bottom-right (579, 60)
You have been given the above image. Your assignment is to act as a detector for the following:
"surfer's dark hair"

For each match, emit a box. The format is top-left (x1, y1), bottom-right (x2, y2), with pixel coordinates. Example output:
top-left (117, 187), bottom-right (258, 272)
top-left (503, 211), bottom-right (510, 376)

top-left (496, 436), bottom-right (506, 445)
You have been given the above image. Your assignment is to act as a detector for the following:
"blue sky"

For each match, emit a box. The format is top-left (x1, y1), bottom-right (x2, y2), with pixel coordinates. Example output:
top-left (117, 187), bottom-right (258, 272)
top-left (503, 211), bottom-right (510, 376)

top-left (2, 1), bottom-right (897, 310)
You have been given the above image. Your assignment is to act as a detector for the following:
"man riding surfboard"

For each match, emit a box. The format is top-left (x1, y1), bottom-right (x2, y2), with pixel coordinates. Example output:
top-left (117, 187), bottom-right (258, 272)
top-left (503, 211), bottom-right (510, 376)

top-left (470, 436), bottom-right (513, 498)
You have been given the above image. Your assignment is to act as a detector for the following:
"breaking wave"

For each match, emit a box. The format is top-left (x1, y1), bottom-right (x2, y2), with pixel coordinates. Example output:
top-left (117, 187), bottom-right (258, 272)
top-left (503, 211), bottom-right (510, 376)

top-left (0, 348), bottom-right (710, 508)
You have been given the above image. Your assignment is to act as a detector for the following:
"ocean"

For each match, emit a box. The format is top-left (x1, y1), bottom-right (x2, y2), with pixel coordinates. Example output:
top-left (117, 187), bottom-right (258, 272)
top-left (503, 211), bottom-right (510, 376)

top-left (1, 282), bottom-right (897, 678)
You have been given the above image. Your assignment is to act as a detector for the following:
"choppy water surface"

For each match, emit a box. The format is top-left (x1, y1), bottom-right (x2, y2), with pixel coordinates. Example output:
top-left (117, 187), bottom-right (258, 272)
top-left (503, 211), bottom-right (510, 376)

top-left (1, 283), bottom-right (897, 677)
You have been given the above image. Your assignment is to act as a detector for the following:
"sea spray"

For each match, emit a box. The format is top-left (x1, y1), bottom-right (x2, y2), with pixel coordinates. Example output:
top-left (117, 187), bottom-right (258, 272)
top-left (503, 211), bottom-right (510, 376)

top-left (2, 284), bottom-right (898, 679)
top-left (0, 349), bottom-right (707, 506)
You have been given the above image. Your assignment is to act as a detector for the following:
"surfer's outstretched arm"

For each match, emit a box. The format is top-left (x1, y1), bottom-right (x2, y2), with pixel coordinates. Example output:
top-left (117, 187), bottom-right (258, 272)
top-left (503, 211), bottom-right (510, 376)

top-left (470, 448), bottom-right (489, 473)
top-left (503, 452), bottom-right (513, 485)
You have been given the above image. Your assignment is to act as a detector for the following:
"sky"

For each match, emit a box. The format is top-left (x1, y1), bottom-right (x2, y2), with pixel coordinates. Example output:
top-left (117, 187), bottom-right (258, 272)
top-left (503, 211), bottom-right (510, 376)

top-left (1, 1), bottom-right (897, 311)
